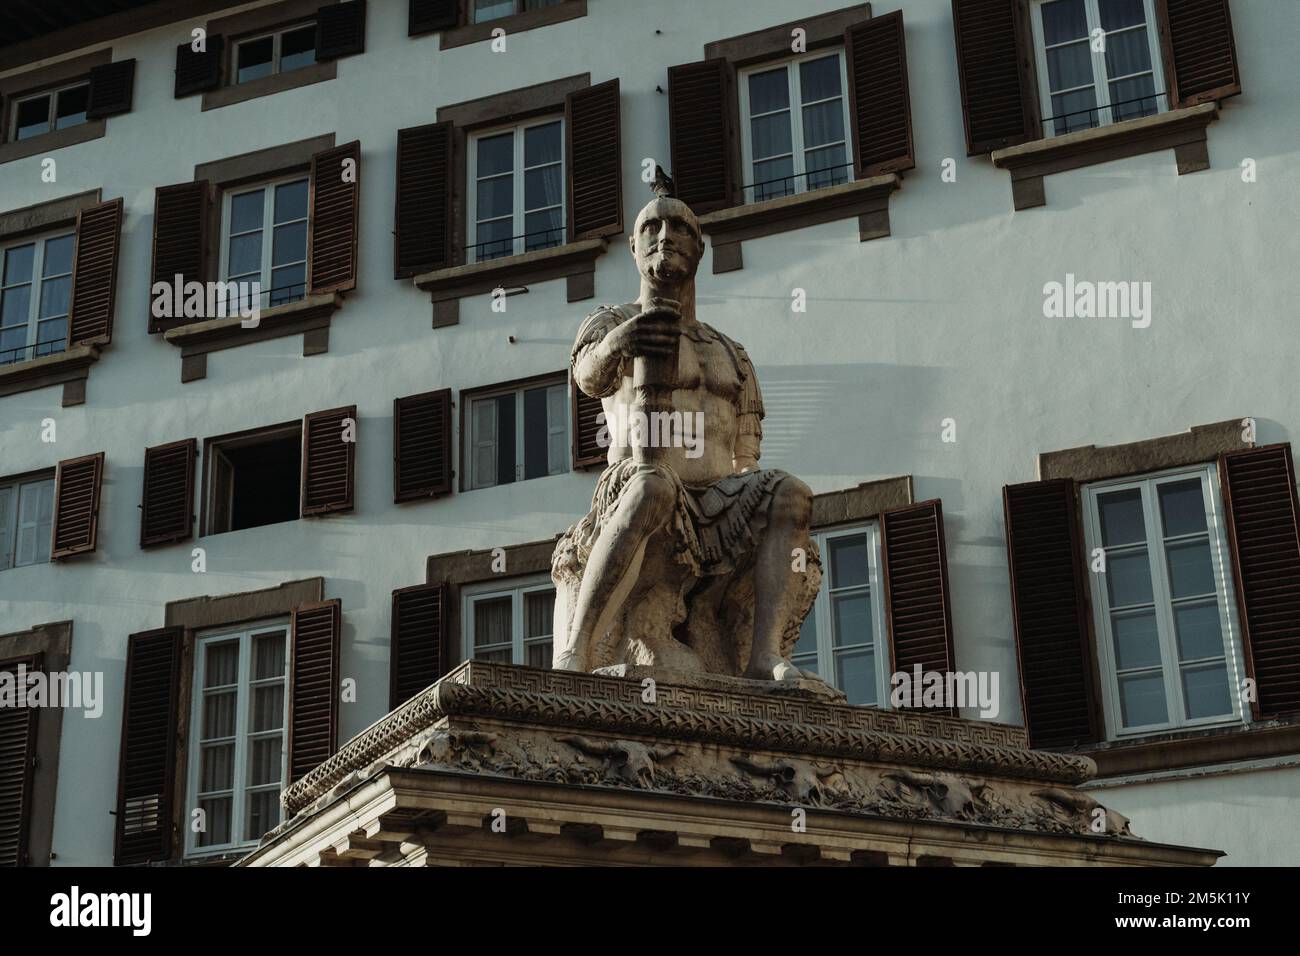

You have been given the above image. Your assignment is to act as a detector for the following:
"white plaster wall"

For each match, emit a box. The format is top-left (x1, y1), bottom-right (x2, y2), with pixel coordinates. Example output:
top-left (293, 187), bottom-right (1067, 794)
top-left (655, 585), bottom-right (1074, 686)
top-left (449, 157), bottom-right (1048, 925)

top-left (0, 0), bottom-right (1295, 865)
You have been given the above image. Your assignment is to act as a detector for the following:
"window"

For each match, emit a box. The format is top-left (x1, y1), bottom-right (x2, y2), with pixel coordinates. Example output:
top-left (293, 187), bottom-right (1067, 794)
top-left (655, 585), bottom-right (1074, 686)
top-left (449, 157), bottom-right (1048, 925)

top-left (792, 524), bottom-right (889, 706)
top-left (233, 24), bottom-right (317, 85)
top-left (1082, 465), bottom-right (1246, 737)
top-left (472, 0), bottom-right (563, 24)
top-left (0, 473), bottom-right (55, 571)
top-left (468, 118), bottom-right (564, 262)
top-left (10, 82), bottom-right (89, 141)
top-left (187, 621), bottom-right (290, 855)
top-left (739, 49), bottom-right (853, 203)
top-left (204, 424), bottom-right (303, 535)
top-left (220, 176), bottom-right (309, 310)
top-left (467, 379), bottom-right (568, 489)
top-left (1030, 0), bottom-right (1165, 136)
top-left (0, 232), bottom-right (73, 366)
top-left (463, 577), bottom-right (555, 668)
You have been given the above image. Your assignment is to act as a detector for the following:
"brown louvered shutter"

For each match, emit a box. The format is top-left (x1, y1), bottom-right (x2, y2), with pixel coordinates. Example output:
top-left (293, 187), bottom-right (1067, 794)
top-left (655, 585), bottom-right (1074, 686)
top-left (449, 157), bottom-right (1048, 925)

top-left (140, 439), bottom-right (196, 547)
top-left (302, 406), bottom-right (356, 515)
top-left (410, 0), bottom-right (460, 35)
top-left (1003, 479), bottom-right (1101, 749)
top-left (288, 600), bottom-right (341, 783)
top-left (668, 59), bottom-right (732, 212)
top-left (317, 0), bottom-right (367, 60)
top-left (846, 12), bottom-right (915, 178)
top-left (68, 198), bottom-right (124, 346)
top-left (1157, 0), bottom-right (1242, 107)
top-left (0, 654), bottom-right (40, 867)
top-left (394, 122), bottom-right (452, 279)
top-left (1220, 444), bottom-right (1300, 719)
top-left (951, 0), bottom-right (1037, 155)
top-left (52, 452), bottom-right (104, 558)
top-left (572, 382), bottom-right (605, 469)
top-left (115, 629), bottom-right (182, 866)
top-left (566, 79), bottom-right (623, 241)
top-left (174, 36), bottom-right (224, 97)
top-left (86, 59), bottom-right (136, 119)
top-left (394, 389), bottom-right (452, 502)
top-left (390, 584), bottom-right (447, 709)
top-left (150, 181), bottom-right (209, 333)
top-left (308, 141), bottom-right (361, 295)
top-left (881, 500), bottom-right (956, 712)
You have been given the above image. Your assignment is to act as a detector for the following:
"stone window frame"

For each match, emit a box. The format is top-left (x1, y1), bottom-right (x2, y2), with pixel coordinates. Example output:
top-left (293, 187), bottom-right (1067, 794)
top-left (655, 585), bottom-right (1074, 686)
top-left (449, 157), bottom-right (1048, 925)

top-left (457, 370), bottom-right (570, 493)
top-left (200, 0), bottom-right (338, 112)
top-left (0, 49), bottom-right (111, 165)
top-left (437, 0), bottom-right (588, 51)
top-left (0, 620), bottom-right (73, 866)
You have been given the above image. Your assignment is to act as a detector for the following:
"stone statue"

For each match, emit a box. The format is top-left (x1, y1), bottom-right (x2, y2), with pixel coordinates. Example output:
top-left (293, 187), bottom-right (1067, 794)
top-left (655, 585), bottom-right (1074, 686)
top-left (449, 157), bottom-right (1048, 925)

top-left (551, 170), bottom-right (828, 691)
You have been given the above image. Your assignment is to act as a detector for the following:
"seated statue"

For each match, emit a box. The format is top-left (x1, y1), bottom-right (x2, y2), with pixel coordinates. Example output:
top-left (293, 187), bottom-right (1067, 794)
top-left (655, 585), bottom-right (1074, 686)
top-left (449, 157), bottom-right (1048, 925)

top-left (551, 173), bottom-right (828, 688)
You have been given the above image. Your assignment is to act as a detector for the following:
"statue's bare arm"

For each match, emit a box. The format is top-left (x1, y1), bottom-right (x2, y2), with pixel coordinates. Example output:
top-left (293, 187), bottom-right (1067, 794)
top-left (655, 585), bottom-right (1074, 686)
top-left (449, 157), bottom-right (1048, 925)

top-left (572, 306), bottom-right (684, 398)
top-left (733, 343), bottom-right (764, 474)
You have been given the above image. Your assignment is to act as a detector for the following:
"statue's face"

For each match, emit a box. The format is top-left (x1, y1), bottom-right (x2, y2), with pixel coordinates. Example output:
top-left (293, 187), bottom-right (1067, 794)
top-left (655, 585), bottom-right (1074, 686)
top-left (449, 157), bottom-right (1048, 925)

top-left (629, 197), bottom-right (703, 286)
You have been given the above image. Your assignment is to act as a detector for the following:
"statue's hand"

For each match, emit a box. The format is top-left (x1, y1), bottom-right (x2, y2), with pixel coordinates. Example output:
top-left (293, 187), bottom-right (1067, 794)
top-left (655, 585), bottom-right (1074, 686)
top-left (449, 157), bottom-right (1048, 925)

top-left (604, 301), bottom-right (682, 359)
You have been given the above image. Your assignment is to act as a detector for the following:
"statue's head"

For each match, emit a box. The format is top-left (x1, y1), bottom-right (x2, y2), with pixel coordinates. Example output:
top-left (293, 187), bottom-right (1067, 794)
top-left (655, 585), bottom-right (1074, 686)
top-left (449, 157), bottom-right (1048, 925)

top-left (629, 168), bottom-right (703, 287)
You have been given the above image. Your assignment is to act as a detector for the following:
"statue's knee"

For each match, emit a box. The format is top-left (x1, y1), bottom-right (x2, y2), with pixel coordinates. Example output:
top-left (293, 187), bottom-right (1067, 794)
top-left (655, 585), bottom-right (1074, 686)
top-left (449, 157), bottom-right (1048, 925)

top-left (777, 476), bottom-right (813, 525)
top-left (625, 472), bottom-right (676, 525)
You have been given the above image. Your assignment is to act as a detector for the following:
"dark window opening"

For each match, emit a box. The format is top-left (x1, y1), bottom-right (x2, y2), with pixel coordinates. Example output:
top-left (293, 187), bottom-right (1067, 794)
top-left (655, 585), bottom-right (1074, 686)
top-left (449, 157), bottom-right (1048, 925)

top-left (207, 428), bottom-right (301, 534)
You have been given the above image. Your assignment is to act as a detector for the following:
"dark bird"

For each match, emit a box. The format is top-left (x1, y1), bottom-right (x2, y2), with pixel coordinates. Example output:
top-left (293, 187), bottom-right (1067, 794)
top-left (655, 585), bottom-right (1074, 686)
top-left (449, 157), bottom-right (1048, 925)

top-left (650, 165), bottom-right (676, 199)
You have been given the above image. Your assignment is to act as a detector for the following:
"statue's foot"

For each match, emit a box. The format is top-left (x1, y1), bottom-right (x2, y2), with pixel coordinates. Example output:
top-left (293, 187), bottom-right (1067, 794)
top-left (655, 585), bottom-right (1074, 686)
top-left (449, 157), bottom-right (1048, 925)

top-left (744, 655), bottom-right (806, 683)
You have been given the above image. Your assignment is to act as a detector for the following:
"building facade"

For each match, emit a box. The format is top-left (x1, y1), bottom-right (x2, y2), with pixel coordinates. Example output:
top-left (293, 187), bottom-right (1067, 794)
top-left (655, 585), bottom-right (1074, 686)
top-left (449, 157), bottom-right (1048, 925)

top-left (1, 0), bottom-right (1297, 867)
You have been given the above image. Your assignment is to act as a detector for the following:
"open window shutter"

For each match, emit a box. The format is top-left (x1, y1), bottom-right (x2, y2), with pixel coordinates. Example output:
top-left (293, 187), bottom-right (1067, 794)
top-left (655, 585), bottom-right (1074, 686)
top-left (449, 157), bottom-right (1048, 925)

top-left (390, 584), bottom-right (448, 709)
top-left (302, 406), bottom-right (357, 515)
top-left (174, 35), bottom-right (224, 97)
top-left (317, 0), bottom-right (368, 60)
top-left (846, 12), bottom-right (915, 177)
top-left (951, 0), bottom-right (1037, 155)
top-left (0, 654), bottom-right (41, 867)
top-left (1219, 444), bottom-right (1300, 719)
top-left (881, 500), bottom-right (956, 712)
top-left (86, 59), bottom-right (136, 119)
top-left (308, 141), bottom-right (361, 295)
top-left (150, 181), bottom-right (209, 333)
top-left (1157, 0), bottom-right (1242, 107)
top-left (572, 381), bottom-right (605, 469)
top-left (288, 600), bottom-right (341, 783)
top-left (68, 198), bottom-right (124, 346)
top-left (667, 59), bottom-right (732, 213)
top-left (140, 439), bottom-right (196, 547)
top-left (115, 629), bottom-right (181, 866)
top-left (566, 79), bottom-right (623, 241)
top-left (394, 389), bottom-right (452, 501)
top-left (1003, 479), bottom-right (1100, 748)
top-left (409, 0), bottom-right (460, 35)
top-left (52, 452), bottom-right (105, 558)
top-left (394, 122), bottom-right (453, 278)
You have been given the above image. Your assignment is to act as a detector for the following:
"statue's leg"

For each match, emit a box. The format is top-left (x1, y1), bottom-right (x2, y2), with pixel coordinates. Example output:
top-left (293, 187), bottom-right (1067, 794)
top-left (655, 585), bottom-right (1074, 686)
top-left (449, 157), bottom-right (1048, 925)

top-left (744, 476), bottom-right (814, 682)
top-left (553, 470), bottom-right (677, 671)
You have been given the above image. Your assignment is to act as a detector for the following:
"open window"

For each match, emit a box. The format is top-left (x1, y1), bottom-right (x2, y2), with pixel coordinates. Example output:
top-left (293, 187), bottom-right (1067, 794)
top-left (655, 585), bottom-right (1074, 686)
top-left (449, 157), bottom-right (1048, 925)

top-left (205, 424), bottom-right (303, 535)
top-left (233, 22), bottom-right (318, 84)
top-left (463, 376), bottom-right (568, 490)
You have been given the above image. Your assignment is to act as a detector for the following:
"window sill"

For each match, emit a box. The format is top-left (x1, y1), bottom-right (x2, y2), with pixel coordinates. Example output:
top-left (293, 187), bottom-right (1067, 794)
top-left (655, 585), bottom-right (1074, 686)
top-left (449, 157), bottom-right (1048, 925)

top-left (990, 102), bottom-right (1220, 211)
top-left (413, 237), bottom-right (607, 328)
top-left (162, 292), bottom-right (342, 383)
top-left (0, 120), bottom-right (106, 165)
top-left (439, 0), bottom-right (588, 50)
top-left (1065, 716), bottom-right (1300, 779)
top-left (698, 173), bottom-right (901, 274)
top-left (201, 60), bottom-right (338, 112)
top-left (0, 343), bottom-right (100, 406)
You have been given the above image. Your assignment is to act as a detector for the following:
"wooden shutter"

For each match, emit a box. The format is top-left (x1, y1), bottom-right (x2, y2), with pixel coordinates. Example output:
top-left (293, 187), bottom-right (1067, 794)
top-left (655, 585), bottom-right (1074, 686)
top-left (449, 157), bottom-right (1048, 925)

top-left (308, 141), bottom-right (361, 295)
top-left (0, 654), bottom-right (40, 868)
top-left (846, 12), bottom-right (915, 178)
top-left (150, 181), bottom-right (209, 333)
top-left (302, 406), bottom-right (357, 515)
top-left (1220, 444), bottom-right (1300, 719)
top-left (86, 59), bottom-right (136, 119)
top-left (410, 0), bottom-right (460, 35)
top-left (317, 0), bottom-right (368, 60)
top-left (667, 59), bottom-right (732, 212)
top-left (394, 389), bottom-right (452, 502)
top-left (68, 197), bottom-right (124, 346)
top-left (951, 0), bottom-right (1037, 155)
top-left (394, 122), bottom-right (453, 278)
top-left (288, 600), bottom-right (341, 783)
top-left (572, 382), bottom-right (605, 469)
top-left (390, 584), bottom-right (447, 709)
top-left (174, 35), bottom-right (224, 97)
top-left (140, 439), bottom-right (196, 547)
top-left (52, 452), bottom-right (105, 558)
top-left (1003, 479), bottom-right (1101, 749)
top-left (114, 629), bottom-right (182, 866)
top-left (566, 79), bottom-right (623, 240)
top-left (1158, 0), bottom-right (1242, 107)
top-left (881, 500), bottom-right (956, 712)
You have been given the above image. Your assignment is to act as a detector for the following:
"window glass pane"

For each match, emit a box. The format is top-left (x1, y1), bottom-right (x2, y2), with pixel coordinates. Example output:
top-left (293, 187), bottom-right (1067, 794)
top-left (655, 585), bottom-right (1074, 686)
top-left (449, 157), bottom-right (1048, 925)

top-left (799, 55), bottom-right (842, 103)
top-left (1181, 663), bottom-right (1231, 720)
top-left (524, 121), bottom-right (561, 167)
top-left (1109, 74), bottom-right (1158, 121)
top-left (198, 797), bottom-right (231, 846)
top-left (1157, 479), bottom-right (1207, 537)
top-left (1111, 609), bottom-right (1161, 669)
top-left (477, 131), bottom-right (514, 177)
top-left (472, 399), bottom-right (497, 486)
top-left (477, 175), bottom-right (514, 222)
top-left (237, 36), bottom-right (275, 83)
top-left (476, 218), bottom-right (514, 261)
top-left (794, 612), bottom-right (817, 657)
top-left (246, 790), bottom-right (280, 840)
top-left (228, 233), bottom-right (262, 278)
top-left (203, 692), bottom-right (237, 740)
top-left (525, 590), bottom-right (554, 639)
top-left (252, 631), bottom-right (285, 679)
top-left (0, 486), bottom-right (13, 570)
top-left (251, 684), bottom-right (284, 732)
top-left (230, 190), bottom-right (265, 234)
top-left (524, 0), bottom-right (562, 9)
top-left (205, 640), bottom-right (240, 687)
top-left (475, 0), bottom-right (515, 22)
top-left (274, 180), bottom-right (309, 223)
top-left (801, 100), bottom-right (844, 149)
top-left (1098, 489), bottom-right (1145, 546)
top-left (1117, 671), bottom-right (1167, 727)
top-left (525, 209), bottom-right (563, 251)
top-left (806, 144), bottom-right (848, 190)
top-left (547, 384), bottom-right (567, 473)
top-left (1165, 539), bottom-right (1215, 599)
top-left (1099, 0), bottom-right (1147, 31)
top-left (832, 591), bottom-right (873, 648)
top-left (39, 276), bottom-right (70, 319)
top-left (1104, 26), bottom-right (1152, 78)
top-left (1051, 87), bottom-right (1099, 133)
top-left (1106, 550), bottom-right (1153, 607)
top-left (1046, 40), bottom-right (1094, 91)
top-left (748, 67), bottom-right (789, 114)
top-left (828, 534), bottom-right (869, 589)
top-left (272, 221), bottom-right (307, 266)
top-left (54, 85), bottom-right (88, 129)
top-left (1041, 0), bottom-right (1088, 44)
top-left (526, 641), bottom-right (553, 669)
top-left (280, 26), bottom-right (316, 72)
top-left (750, 113), bottom-right (793, 160)
top-left (0, 325), bottom-right (25, 364)
top-left (524, 385), bottom-right (549, 480)
top-left (474, 596), bottom-right (512, 652)
top-left (35, 318), bottom-right (66, 357)
top-left (270, 265), bottom-right (306, 306)
top-left (524, 165), bottom-right (563, 212)
top-left (752, 157), bottom-right (795, 201)
top-left (496, 393), bottom-right (516, 485)
top-left (249, 737), bottom-right (282, 785)
top-left (835, 648), bottom-right (875, 705)
top-left (15, 96), bottom-right (50, 140)
top-left (16, 479), bottom-right (54, 566)
top-left (200, 742), bottom-right (234, 790)
top-left (42, 235), bottom-right (75, 277)
top-left (3, 244), bottom-right (35, 285)
top-left (1174, 601), bottom-right (1225, 661)
top-left (1, 287), bottom-right (31, 328)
